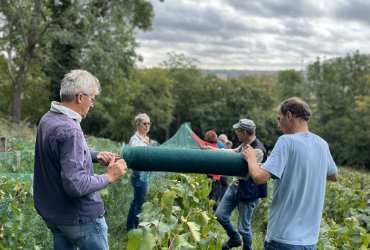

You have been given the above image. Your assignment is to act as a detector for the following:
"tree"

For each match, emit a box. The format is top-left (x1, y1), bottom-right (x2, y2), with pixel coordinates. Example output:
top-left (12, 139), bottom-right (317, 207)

top-left (276, 70), bottom-right (307, 100)
top-left (162, 53), bottom-right (204, 133)
top-left (0, 0), bottom-right (154, 122)
top-left (130, 68), bottom-right (175, 142)
top-left (0, 0), bottom-right (47, 122)
top-left (308, 52), bottom-right (370, 168)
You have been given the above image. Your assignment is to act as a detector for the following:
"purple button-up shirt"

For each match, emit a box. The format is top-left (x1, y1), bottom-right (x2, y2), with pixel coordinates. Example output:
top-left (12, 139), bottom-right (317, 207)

top-left (33, 111), bottom-right (109, 224)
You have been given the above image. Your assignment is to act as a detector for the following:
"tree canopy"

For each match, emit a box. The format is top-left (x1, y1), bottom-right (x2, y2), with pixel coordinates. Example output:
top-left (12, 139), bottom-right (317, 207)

top-left (0, 3), bottom-right (369, 169)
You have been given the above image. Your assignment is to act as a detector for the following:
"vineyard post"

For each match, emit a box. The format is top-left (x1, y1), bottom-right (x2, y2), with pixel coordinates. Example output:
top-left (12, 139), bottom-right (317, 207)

top-left (15, 151), bottom-right (21, 171)
top-left (0, 136), bottom-right (7, 159)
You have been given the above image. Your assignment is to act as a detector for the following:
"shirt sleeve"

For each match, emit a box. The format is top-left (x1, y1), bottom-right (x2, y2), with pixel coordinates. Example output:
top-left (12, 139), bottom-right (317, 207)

top-left (261, 136), bottom-right (289, 179)
top-left (326, 144), bottom-right (337, 176)
top-left (90, 151), bottom-right (98, 163)
top-left (254, 148), bottom-right (264, 164)
top-left (59, 129), bottom-right (109, 197)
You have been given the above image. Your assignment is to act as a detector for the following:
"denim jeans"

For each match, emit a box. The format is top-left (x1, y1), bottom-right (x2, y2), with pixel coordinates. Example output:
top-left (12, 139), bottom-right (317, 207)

top-left (45, 216), bottom-right (108, 250)
top-left (215, 184), bottom-right (258, 250)
top-left (264, 240), bottom-right (317, 250)
top-left (126, 172), bottom-right (149, 231)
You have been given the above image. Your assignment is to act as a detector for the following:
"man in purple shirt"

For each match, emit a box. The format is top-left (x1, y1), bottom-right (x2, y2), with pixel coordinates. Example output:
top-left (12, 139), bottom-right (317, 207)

top-left (34, 69), bottom-right (127, 250)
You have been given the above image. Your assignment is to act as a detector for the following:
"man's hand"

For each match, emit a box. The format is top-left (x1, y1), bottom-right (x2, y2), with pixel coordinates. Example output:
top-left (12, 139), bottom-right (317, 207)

top-left (243, 145), bottom-right (257, 164)
top-left (243, 145), bottom-right (271, 185)
top-left (105, 158), bottom-right (127, 183)
top-left (97, 151), bottom-right (120, 166)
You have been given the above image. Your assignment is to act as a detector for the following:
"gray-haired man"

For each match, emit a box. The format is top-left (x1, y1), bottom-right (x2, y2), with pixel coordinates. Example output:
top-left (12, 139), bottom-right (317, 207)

top-left (34, 69), bottom-right (127, 250)
top-left (216, 119), bottom-right (268, 250)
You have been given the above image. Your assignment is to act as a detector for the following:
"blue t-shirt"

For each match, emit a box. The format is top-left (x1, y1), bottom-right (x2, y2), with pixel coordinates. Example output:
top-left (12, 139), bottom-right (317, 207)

top-left (261, 132), bottom-right (337, 245)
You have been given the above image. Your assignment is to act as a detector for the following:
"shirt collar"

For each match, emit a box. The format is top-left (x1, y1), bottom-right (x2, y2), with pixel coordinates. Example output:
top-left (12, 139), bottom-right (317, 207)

top-left (50, 101), bottom-right (82, 123)
top-left (134, 132), bottom-right (150, 145)
top-left (241, 135), bottom-right (256, 149)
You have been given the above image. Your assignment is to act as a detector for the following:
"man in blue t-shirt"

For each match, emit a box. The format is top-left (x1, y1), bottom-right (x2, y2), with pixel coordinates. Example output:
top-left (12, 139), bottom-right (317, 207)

top-left (243, 97), bottom-right (338, 250)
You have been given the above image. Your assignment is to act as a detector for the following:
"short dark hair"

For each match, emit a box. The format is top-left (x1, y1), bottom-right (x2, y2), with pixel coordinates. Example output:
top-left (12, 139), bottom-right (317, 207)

top-left (280, 97), bottom-right (311, 121)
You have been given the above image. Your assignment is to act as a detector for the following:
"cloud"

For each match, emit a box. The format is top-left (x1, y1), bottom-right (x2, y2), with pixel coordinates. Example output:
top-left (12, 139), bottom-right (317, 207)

top-left (136, 0), bottom-right (370, 70)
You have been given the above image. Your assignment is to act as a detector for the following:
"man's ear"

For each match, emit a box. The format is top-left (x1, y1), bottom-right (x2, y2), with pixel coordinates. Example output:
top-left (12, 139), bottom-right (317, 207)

top-left (76, 93), bottom-right (83, 104)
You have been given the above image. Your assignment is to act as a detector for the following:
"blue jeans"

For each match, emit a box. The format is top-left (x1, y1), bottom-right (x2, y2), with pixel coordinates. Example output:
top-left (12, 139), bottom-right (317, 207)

top-left (45, 216), bottom-right (108, 250)
top-left (126, 172), bottom-right (149, 231)
top-left (215, 184), bottom-right (258, 250)
top-left (264, 240), bottom-right (317, 250)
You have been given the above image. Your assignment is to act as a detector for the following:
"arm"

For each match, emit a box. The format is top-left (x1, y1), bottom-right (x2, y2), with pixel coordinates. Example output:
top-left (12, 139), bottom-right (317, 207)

top-left (191, 131), bottom-right (207, 148)
top-left (60, 130), bottom-right (125, 197)
top-left (327, 172), bottom-right (338, 181)
top-left (243, 145), bottom-right (271, 184)
top-left (95, 151), bottom-right (120, 166)
top-left (326, 144), bottom-right (339, 182)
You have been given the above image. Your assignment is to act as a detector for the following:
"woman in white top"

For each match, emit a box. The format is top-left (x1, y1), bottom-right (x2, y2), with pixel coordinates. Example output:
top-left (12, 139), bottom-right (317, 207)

top-left (126, 113), bottom-right (152, 231)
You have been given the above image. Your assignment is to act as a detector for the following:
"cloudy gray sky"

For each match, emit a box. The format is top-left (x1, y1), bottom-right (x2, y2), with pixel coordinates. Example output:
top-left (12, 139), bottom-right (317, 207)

top-left (136, 0), bottom-right (370, 70)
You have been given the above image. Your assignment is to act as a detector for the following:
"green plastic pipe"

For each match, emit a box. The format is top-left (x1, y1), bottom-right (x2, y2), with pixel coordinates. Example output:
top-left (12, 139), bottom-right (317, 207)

top-left (121, 146), bottom-right (248, 177)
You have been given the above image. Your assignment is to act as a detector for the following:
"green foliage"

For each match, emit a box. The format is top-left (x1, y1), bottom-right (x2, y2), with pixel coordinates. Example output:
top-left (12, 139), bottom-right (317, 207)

top-left (0, 57), bottom-right (12, 115)
top-left (319, 217), bottom-right (370, 250)
top-left (0, 129), bottom-right (369, 249)
top-left (94, 72), bottom-right (141, 141)
top-left (318, 166), bottom-right (370, 249)
top-left (1, 1), bottom-right (370, 171)
top-left (308, 52), bottom-right (370, 168)
top-left (127, 174), bottom-right (222, 249)
top-left (276, 70), bottom-right (307, 100)
top-left (0, 0), bottom-right (154, 122)
top-left (0, 177), bottom-right (51, 249)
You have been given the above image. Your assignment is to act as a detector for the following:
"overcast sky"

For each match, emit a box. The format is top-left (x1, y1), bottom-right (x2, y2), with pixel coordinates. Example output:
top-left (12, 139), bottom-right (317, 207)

top-left (135, 0), bottom-right (370, 70)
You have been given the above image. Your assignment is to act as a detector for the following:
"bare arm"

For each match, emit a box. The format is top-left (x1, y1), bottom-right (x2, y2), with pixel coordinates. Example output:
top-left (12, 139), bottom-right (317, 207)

top-left (327, 172), bottom-right (338, 182)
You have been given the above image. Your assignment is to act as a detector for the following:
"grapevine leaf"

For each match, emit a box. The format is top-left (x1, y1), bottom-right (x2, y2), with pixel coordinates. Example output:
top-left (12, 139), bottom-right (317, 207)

top-left (186, 221), bottom-right (200, 242)
top-left (360, 232), bottom-right (370, 248)
top-left (161, 190), bottom-right (177, 209)
top-left (127, 229), bottom-right (143, 250)
top-left (140, 230), bottom-right (156, 250)
top-left (173, 234), bottom-right (196, 249)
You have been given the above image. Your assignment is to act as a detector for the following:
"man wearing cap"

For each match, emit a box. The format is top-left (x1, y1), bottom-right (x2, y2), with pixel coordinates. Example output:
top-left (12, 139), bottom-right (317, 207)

top-left (215, 118), bottom-right (268, 250)
top-left (244, 97), bottom-right (338, 249)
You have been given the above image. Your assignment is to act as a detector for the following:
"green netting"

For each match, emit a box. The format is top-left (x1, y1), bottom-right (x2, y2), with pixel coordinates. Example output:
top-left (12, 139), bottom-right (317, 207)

top-left (0, 151), bottom-right (34, 160)
top-left (0, 173), bottom-right (33, 181)
top-left (0, 151), bottom-right (34, 172)
top-left (121, 122), bottom-right (248, 177)
top-left (159, 123), bottom-right (201, 149)
top-left (122, 146), bottom-right (247, 177)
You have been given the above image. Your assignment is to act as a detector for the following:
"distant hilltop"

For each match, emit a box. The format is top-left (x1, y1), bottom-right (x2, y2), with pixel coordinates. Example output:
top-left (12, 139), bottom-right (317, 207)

top-left (202, 69), bottom-right (277, 79)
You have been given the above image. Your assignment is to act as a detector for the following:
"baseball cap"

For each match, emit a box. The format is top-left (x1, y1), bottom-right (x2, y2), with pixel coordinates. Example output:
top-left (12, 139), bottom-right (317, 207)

top-left (232, 119), bottom-right (256, 132)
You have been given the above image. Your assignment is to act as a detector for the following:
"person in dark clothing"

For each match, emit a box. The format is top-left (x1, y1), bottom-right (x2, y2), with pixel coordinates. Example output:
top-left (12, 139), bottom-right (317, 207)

top-left (34, 69), bottom-right (127, 250)
top-left (215, 119), bottom-right (268, 250)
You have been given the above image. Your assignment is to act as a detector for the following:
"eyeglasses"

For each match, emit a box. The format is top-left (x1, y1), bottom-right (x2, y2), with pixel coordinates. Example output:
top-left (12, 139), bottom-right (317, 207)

top-left (82, 93), bottom-right (95, 105)
top-left (142, 122), bottom-right (151, 126)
